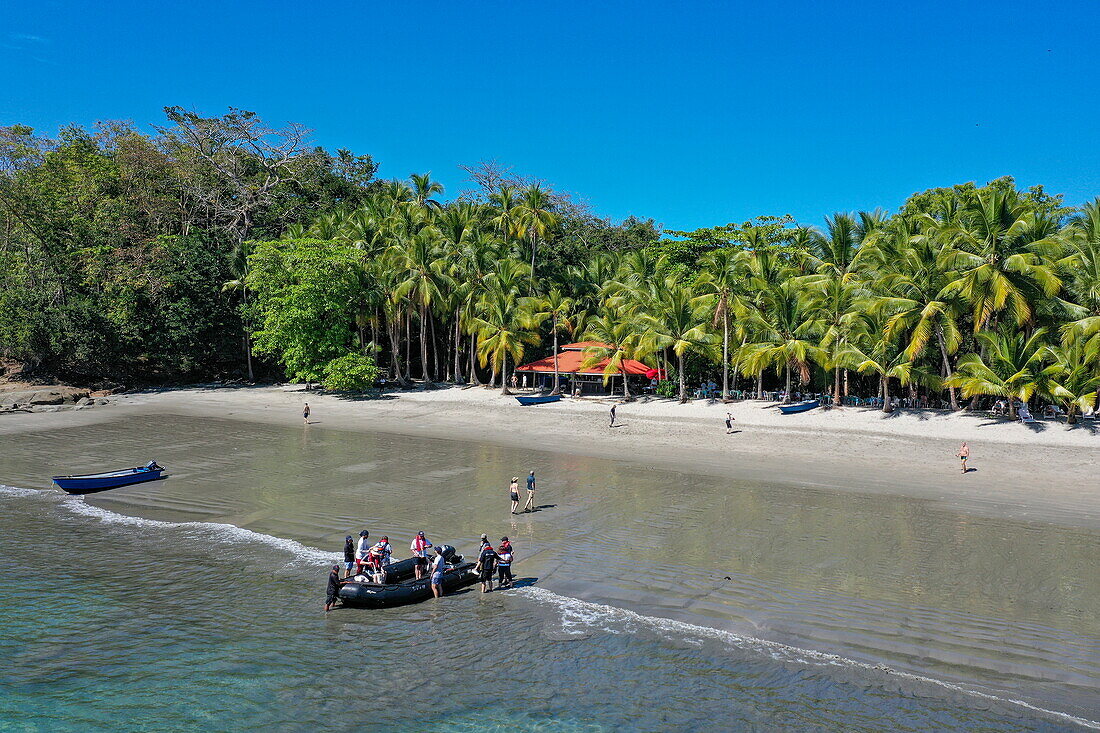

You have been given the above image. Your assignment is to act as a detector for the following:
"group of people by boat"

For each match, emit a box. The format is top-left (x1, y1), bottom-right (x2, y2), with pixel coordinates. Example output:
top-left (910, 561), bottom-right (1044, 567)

top-left (324, 528), bottom-right (517, 611)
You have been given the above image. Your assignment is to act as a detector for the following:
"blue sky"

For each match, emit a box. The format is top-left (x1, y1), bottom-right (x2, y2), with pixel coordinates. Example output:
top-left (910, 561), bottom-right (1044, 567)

top-left (3, 1), bottom-right (1099, 231)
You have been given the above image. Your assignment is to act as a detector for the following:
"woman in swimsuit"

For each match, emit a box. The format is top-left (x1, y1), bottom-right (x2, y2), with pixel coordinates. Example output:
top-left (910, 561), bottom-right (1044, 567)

top-left (509, 476), bottom-right (520, 514)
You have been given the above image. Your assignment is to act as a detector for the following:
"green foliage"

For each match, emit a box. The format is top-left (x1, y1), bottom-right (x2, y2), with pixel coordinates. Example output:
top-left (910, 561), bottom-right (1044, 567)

top-left (656, 379), bottom-right (677, 397)
top-left (246, 238), bottom-right (365, 381)
top-left (322, 353), bottom-right (381, 392)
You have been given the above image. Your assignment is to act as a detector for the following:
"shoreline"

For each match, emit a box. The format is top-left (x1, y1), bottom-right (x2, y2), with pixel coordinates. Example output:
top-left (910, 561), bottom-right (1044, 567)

top-left (5, 383), bottom-right (1096, 529)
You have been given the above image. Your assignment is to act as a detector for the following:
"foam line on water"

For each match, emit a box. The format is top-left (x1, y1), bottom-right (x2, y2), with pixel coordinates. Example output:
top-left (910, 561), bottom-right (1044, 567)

top-left (1, 483), bottom-right (338, 566)
top-left (517, 586), bottom-right (1100, 730)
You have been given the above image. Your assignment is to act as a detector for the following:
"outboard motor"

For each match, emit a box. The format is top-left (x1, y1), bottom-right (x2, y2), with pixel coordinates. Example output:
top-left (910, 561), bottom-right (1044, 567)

top-left (437, 544), bottom-right (463, 564)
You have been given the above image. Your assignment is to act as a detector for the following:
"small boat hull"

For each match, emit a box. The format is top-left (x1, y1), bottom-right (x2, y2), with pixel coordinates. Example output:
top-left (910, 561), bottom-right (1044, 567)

top-left (52, 465), bottom-right (165, 494)
top-left (516, 395), bottom-right (562, 406)
top-left (338, 563), bottom-right (479, 608)
top-left (778, 400), bottom-right (820, 415)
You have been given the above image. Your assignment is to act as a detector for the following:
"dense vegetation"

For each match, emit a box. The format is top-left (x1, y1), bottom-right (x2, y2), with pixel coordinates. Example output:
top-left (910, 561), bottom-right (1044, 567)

top-left (4, 109), bottom-right (1100, 422)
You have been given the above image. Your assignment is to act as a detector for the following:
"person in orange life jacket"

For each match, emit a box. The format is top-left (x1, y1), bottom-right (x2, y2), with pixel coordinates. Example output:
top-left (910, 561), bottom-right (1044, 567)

top-left (496, 537), bottom-right (514, 588)
top-left (368, 536), bottom-right (392, 583)
top-left (410, 530), bottom-right (433, 579)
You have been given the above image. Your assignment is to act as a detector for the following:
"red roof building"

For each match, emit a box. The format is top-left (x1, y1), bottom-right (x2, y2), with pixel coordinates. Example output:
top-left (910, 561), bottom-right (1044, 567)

top-left (515, 342), bottom-right (651, 376)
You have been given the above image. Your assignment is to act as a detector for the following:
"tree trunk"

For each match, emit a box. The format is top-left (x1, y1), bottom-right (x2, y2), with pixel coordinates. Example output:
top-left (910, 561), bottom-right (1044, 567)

top-left (843, 369), bottom-right (849, 397)
top-left (756, 373), bottom-right (763, 400)
top-left (469, 333), bottom-right (482, 385)
top-left (783, 364), bottom-right (791, 403)
top-left (882, 374), bottom-right (893, 413)
top-left (678, 354), bottom-right (687, 403)
top-left (430, 312), bottom-right (440, 382)
top-left (721, 310), bottom-right (730, 400)
top-left (388, 318), bottom-right (408, 386)
top-left (404, 312), bottom-right (411, 381)
top-left (453, 312), bottom-right (463, 384)
top-left (529, 231), bottom-right (538, 287)
top-left (500, 352), bottom-right (511, 396)
top-left (551, 321), bottom-right (561, 394)
top-left (833, 366), bottom-right (841, 407)
top-left (935, 327), bottom-right (960, 410)
top-left (419, 303), bottom-right (430, 383)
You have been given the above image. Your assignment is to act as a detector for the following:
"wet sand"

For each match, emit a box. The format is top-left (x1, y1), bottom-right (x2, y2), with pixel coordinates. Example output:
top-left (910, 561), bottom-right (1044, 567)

top-left (3, 385), bottom-right (1100, 723)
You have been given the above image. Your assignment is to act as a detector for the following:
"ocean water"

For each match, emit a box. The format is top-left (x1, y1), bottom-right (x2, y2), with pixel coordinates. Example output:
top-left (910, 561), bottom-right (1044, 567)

top-left (1, 414), bottom-right (1097, 731)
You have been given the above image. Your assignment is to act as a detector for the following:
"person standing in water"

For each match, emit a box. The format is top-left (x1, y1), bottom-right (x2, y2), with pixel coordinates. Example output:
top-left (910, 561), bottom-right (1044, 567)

top-left (342, 535), bottom-right (356, 578)
top-left (324, 564), bottom-right (341, 612)
top-left (497, 537), bottom-right (514, 588)
top-left (509, 476), bottom-right (520, 514)
top-left (430, 546), bottom-right (447, 598)
top-left (957, 442), bottom-right (970, 473)
top-left (475, 541), bottom-right (499, 593)
top-left (725, 412), bottom-right (736, 434)
top-left (609, 404), bottom-right (617, 427)
top-left (303, 402), bottom-right (310, 424)
top-left (522, 471), bottom-right (536, 512)
top-left (354, 530), bottom-right (371, 573)
top-left (410, 530), bottom-right (433, 579)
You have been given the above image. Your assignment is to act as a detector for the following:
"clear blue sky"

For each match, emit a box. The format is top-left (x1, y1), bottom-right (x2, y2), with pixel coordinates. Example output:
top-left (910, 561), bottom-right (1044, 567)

top-left (3, 1), bottom-right (1099, 231)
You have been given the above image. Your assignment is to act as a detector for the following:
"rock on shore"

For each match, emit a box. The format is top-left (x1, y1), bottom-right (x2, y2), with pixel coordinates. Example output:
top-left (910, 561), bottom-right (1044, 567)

top-left (0, 386), bottom-right (109, 414)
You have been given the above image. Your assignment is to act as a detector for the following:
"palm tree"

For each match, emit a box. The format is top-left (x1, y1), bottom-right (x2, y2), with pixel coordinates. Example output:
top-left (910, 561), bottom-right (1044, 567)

top-left (410, 172), bottom-right (444, 210)
top-left (838, 312), bottom-right (929, 413)
top-left (1042, 341), bottom-right (1100, 424)
top-left (941, 188), bottom-right (1064, 331)
top-left (696, 248), bottom-right (749, 399)
top-left (648, 277), bottom-right (715, 402)
top-left (520, 289), bottom-right (576, 393)
top-left (737, 281), bottom-right (823, 403)
top-left (514, 184), bottom-right (558, 285)
top-left (870, 219), bottom-right (965, 409)
top-left (579, 315), bottom-right (648, 397)
top-left (471, 276), bottom-right (540, 395)
top-left (388, 227), bottom-right (443, 383)
top-left (944, 327), bottom-right (1051, 418)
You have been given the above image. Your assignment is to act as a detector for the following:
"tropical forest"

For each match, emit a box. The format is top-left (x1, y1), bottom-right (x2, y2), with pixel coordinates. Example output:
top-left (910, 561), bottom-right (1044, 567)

top-left (3, 107), bottom-right (1099, 422)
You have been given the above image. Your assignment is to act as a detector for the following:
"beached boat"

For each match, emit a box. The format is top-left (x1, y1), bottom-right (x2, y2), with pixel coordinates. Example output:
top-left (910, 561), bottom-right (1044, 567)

top-left (337, 546), bottom-right (479, 608)
top-left (515, 394), bottom-right (562, 406)
top-left (778, 400), bottom-right (820, 415)
top-left (52, 461), bottom-right (165, 494)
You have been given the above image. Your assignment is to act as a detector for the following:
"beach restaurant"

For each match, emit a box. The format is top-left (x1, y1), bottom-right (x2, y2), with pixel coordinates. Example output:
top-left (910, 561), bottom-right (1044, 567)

top-left (514, 341), bottom-right (653, 395)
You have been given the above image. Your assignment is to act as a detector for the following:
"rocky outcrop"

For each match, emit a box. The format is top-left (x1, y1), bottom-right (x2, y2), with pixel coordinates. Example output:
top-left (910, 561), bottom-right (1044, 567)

top-left (0, 385), bottom-right (107, 415)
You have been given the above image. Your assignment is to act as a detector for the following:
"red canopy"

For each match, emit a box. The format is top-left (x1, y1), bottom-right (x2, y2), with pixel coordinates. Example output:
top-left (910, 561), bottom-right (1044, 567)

top-left (515, 349), bottom-right (651, 376)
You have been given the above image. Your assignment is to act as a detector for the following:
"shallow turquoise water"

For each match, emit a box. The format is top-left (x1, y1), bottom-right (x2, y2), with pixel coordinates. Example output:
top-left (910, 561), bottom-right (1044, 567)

top-left (0, 486), bottom-right (1087, 732)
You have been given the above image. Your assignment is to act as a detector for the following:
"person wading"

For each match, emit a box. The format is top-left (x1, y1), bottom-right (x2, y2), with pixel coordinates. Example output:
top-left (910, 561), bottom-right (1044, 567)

top-left (324, 564), bottom-right (341, 611)
top-left (509, 476), bottom-right (520, 514)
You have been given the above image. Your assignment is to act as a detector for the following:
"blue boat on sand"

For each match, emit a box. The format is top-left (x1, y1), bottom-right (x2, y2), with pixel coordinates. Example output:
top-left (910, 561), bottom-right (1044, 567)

top-left (778, 399), bottom-right (820, 415)
top-left (52, 461), bottom-right (165, 494)
top-left (515, 395), bottom-right (562, 406)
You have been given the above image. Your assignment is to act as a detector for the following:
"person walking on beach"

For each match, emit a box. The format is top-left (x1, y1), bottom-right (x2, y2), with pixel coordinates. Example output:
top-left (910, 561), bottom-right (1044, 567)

top-left (725, 412), bottom-right (736, 434)
top-left (430, 546), bottom-right (447, 598)
top-left (509, 476), bottom-right (521, 514)
top-left (303, 402), bottom-right (310, 424)
top-left (609, 404), bottom-right (617, 427)
top-left (957, 442), bottom-right (970, 473)
top-left (342, 535), bottom-right (356, 578)
top-left (410, 530), bottom-right (433, 579)
top-left (497, 537), bottom-right (514, 588)
top-left (324, 564), bottom-right (341, 611)
top-left (522, 471), bottom-right (536, 512)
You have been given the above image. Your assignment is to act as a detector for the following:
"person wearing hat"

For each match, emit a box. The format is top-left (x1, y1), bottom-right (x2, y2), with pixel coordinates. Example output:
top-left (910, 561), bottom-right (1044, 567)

top-left (475, 539), bottom-right (499, 593)
top-left (509, 476), bottom-right (520, 514)
top-left (430, 545), bottom-right (447, 598)
top-left (354, 530), bottom-right (371, 573)
top-left (324, 564), bottom-right (341, 612)
top-left (410, 530), bottom-right (433, 579)
top-left (496, 537), bottom-right (514, 588)
top-left (368, 536), bottom-right (392, 582)
top-left (341, 535), bottom-right (356, 578)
